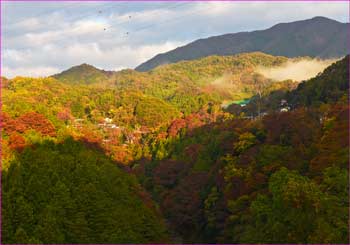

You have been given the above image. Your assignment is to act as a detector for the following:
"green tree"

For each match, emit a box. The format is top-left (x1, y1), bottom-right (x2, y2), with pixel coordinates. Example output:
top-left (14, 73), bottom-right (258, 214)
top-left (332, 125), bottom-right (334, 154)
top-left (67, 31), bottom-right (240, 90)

top-left (234, 132), bottom-right (257, 154)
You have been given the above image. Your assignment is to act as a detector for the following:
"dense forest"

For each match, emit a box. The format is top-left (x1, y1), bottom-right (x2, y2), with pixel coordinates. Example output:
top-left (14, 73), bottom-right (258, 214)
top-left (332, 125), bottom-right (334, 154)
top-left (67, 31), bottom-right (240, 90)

top-left (1, 53), bottom-right (349, 243)
top-left (3, 139), bottom-right (168, 243)
top-left (132, 57), bottom-right (349, 243)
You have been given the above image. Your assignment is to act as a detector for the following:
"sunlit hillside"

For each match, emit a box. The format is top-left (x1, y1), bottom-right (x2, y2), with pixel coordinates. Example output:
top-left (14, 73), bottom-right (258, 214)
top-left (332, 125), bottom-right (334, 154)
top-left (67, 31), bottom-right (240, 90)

top-left (2, 53), bottom-right (349, 244)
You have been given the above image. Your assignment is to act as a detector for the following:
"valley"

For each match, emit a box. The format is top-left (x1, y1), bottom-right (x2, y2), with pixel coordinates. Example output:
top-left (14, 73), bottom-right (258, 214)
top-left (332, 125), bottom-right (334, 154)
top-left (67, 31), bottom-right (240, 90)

top-left (2, 51), bottom-right (349, 243)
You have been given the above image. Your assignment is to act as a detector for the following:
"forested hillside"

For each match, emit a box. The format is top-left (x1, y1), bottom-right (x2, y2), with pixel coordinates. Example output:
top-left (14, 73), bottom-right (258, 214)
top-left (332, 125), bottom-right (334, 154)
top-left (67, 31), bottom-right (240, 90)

top-left (53, 52), bottom-right (291, 108)
top-left (1, 53), bottom-right (348, 244)
top-left (2, 139), bottom-right (168, 244)
top-left (2, 53), bottom-right (297, 166)
top-left (132, 55), bottom-right (349, 243)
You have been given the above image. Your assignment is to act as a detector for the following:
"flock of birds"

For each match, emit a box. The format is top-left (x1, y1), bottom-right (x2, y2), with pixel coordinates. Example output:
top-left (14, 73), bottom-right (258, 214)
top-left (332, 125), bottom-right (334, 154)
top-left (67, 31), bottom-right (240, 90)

top-left (5, 3), bottom-right (193, 51)
top-left (99, 10), bottom-right (131, 35)
top-left (10, 2), bottom-right (220, 40)
top-left (77, 2), bottom-right (199, 36)
top-left (6, 2), bottom-right (219, 50)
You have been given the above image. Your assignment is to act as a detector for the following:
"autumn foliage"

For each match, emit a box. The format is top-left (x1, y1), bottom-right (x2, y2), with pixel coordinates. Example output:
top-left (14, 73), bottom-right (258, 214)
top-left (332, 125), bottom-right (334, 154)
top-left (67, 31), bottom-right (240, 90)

top-left (17, 112), bottom-right (56, 137)
top-left (2, 55), bottom-right (349, 244)
top-left (8, 133), bottom-right (26, 152)
top-left (2, 112), bottom-right (56, 137)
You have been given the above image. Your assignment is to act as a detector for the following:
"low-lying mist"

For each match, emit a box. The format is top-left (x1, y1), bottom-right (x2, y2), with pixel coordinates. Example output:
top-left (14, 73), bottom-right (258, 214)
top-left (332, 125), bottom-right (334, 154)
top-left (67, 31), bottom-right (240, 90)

top-left (257, 59), bottom-right (337, 81)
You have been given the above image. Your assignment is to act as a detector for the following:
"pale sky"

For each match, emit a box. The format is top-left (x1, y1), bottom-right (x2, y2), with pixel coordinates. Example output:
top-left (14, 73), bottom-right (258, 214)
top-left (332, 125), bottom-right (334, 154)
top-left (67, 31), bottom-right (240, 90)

top-left (2, 1), bottom-right (349, 78)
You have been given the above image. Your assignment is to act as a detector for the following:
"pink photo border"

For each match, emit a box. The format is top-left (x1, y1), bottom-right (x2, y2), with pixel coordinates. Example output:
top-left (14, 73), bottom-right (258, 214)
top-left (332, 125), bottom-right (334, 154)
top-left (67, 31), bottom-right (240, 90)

top-left (0, 0), bottom-right (349, 244)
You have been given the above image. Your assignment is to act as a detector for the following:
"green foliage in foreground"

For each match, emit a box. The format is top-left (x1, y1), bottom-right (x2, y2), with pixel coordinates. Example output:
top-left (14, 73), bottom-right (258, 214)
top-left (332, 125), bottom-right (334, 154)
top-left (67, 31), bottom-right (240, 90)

top-left (2, 138), bottom-right (168, 244)
top-left (240, 167), bottom-right (348, 243)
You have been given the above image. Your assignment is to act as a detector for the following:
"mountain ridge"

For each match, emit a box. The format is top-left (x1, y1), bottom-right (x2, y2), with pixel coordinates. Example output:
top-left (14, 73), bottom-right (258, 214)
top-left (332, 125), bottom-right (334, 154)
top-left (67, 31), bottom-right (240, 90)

top-left (135, 16), bottom-right (350, 71)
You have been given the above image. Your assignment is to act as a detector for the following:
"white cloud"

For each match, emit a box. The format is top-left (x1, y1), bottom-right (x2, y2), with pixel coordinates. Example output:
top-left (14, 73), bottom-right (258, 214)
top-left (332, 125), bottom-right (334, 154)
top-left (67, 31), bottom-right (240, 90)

top-left (71, 20), bottom-right (109, 35)
top-left (3, 66), bottom-right (60, 78)
top-left (3, 49), bottom-right (29, 62)
top-left (2, 41), bottom-right (184, 78)
top-left (13, 17), bottom-right (41, 30)
top-left (257, 59), bottom-right (338, 81)
top-left (18, 19), bottom-right (109, 47)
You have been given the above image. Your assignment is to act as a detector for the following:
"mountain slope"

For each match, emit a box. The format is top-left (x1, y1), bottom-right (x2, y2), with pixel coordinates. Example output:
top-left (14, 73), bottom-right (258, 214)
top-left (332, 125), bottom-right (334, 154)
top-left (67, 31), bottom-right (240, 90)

top-left (136, 17), bottom-right (350, 71)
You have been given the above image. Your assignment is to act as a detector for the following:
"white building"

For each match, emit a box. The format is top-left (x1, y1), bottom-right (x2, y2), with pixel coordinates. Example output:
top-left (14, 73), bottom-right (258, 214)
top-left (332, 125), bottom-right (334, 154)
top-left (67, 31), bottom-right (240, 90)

top-left (104, 117), bottom-right (113, 124)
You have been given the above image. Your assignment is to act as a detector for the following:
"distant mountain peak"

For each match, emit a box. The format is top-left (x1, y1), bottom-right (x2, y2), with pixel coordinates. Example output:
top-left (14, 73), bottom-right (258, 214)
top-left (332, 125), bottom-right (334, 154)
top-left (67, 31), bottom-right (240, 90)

top-left (70, 63), bottom-right (100, 70)
top-left (135, 16), bottom-right (349, 72)
top-left (310, 16), bottom-right (339, 22)
top-left (52, 63), bottom-right (111, 85)
top-left (78, 63), bottom-right (93, 67)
